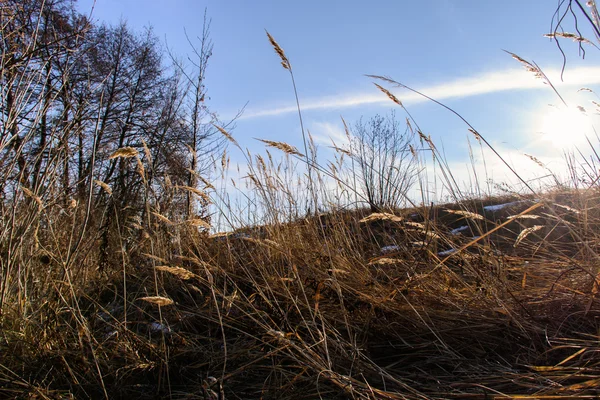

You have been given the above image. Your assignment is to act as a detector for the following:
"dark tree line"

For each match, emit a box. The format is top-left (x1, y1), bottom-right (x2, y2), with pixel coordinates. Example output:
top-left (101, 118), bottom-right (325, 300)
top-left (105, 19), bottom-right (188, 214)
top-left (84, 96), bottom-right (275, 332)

top-left (0, 0), bottom-right (225, 225)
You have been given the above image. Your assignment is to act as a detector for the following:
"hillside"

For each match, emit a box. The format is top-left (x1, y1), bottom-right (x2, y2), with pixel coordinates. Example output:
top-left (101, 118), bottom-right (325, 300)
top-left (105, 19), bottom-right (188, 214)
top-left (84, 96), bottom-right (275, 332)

top-left (3, 190), bottom-right (600, 399)
top-left (2, 1), bottom-right (600, 399)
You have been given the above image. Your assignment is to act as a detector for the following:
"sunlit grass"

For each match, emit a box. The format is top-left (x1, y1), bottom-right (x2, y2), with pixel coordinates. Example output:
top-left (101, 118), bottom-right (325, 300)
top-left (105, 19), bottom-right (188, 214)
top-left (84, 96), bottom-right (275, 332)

top-left (2, 2), bottom-right (600, 399)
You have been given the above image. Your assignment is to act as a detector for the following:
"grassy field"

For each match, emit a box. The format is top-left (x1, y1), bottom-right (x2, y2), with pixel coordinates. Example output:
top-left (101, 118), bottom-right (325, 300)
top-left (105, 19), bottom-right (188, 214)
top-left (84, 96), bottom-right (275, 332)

top-left (3, 187), bottom-right (600, 399)
top-left (2, 1), bottom-right (600, 399)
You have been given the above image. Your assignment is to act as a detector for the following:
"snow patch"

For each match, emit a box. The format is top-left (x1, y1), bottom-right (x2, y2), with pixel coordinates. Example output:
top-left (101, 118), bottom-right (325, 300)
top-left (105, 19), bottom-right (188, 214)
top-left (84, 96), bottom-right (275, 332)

top-left (483, 201), bottom-right (525, 212)
top-left (438, 248), bottom-right (457, 256)
top-left (149, 322), bottom-right (171, 334)
top-left (380, 245), bottom-right (401, 254)
top-left (450, 225), bottom-right (469, 235)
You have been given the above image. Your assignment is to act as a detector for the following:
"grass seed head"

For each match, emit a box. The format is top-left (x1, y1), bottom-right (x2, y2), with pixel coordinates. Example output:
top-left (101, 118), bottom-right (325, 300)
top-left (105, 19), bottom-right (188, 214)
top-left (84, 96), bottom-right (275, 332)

top-left (360, 212), bottom-right (404, 223)
top-left (175, 185), bottom-right (211, 203)
top-left (544, 32), bottom-right (593, 44)
top-left (151, 211), bottom-right (173, 225)
top-left (369, 258), bottom-right (398, 265)
top-left (155, 266), bottom-right (196, 280)
top-left (507, 214), bottom-right (542, 220)
top-left (141, 139), bottom-right (152, 164)
top-left (187, 218), bottom-right (211, 229)
top-left (109, 147), bottom-right (138, 159)
top-left (514, 225), bottom-right (544, 247)
top-left (94, 180), bottom-right (112, 195)
top-left (266, 30), bottom-right (290, 70)
top-left (374, 83), bottom-right (403, 107)
top-left (21, 186), bottom-right (43, 208)
top-left (506, 51), bottom-right (544, 79)
top-left (525, 153), bottom-right (546, 168)
top-left (257, 139), bottom-right (304, 156)
top-left (139, 296), bottom-right (174, 306)
top-left (213, 124), bottom-right (239, 146)
top-left (445, 209), bottom-right (485, 220)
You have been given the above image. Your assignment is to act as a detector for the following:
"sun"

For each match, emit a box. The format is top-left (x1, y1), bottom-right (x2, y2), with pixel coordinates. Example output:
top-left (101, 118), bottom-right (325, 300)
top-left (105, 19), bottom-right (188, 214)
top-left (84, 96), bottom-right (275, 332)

top-left (537, 105), bottom-right (593, 148)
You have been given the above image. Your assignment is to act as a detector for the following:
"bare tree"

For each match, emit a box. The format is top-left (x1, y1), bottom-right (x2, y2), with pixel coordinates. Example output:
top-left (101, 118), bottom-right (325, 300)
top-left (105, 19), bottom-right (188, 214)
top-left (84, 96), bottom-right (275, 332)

top-left (0, 0), bottom-right (229, 271)
top-left (350, 111), bottom-right (417, 212)
top-left (168, 10), bottom-right (228, 219)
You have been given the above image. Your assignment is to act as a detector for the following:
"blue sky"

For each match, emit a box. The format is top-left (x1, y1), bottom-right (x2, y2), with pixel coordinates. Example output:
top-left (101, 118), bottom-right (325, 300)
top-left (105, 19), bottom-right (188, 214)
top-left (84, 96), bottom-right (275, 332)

top-left (78, 0), bottom-right (600, 203)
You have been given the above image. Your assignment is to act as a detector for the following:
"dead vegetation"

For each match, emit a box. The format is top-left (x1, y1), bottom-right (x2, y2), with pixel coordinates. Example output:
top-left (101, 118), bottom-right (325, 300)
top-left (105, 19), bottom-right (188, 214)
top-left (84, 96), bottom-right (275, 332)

top-left (2, 189), bottom-right (600, 399)
top-left (2, 1), bottom-right (600, 399)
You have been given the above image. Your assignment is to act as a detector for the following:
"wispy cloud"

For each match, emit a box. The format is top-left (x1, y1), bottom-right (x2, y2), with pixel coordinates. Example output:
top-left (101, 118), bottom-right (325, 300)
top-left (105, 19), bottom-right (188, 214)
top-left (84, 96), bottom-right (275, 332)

top-left (310, 121), bottom-right (349, 147)
top-left (237, 66), bottom-right (600, 120)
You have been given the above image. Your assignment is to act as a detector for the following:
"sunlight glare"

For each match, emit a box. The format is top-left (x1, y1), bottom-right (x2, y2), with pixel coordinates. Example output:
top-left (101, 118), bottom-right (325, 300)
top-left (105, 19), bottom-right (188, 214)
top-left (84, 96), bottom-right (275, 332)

top-left (537, 105), bottom-right (592, 148)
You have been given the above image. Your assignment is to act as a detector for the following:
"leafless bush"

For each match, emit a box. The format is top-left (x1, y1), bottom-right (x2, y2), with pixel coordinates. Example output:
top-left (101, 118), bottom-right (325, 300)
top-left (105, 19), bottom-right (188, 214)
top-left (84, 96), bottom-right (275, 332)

top-left (350, 111), bottom-right (417, 211)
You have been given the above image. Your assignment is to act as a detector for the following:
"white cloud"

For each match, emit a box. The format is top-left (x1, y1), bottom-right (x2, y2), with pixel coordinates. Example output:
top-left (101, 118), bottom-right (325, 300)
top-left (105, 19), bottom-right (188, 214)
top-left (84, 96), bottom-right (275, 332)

top-left (237, 66), bottom-right (600, 120)
top-left (309, 121), bottom-right (350, 147)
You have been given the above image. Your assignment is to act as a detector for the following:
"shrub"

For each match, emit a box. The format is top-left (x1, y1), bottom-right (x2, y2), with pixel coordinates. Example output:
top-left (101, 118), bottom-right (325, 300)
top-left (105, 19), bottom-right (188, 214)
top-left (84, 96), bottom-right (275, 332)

top-left (349, 111), bottom-right (417, 211)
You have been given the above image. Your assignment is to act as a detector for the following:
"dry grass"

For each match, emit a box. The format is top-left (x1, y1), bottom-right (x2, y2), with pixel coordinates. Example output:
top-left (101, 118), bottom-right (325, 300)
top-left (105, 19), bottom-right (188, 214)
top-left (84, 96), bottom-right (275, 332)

top-left (2, 2), bottom-right (600, 399)
top-left (257, 139), bottom-right (304, 157)
top-left (3, 187), bottom-right (600, 399)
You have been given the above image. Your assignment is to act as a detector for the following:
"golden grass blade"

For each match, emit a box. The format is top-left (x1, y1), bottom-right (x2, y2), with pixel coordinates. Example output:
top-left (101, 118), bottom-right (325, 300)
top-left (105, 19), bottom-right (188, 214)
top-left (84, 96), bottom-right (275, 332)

top-left (373, 83), bottom-right (403, 107)
top-left (143, 253), bottom-right (168, 263)
top-left (430, 202), bottom-right (544, 269)
top-left (405, 221), bottom-right (425, 229)
top-left (327, 268), bottom-right (350, 275)
top-left (136, 157), bottom-right (146, 182)
top-left (21, 186), bottom-right (43, 207)
top-left (212, 124), bottom-right (239, 146)
top-left (553, 203), bottom-right (580, 214)
top-left (186, 219), bottom-right (211, 229)
top-left (514, 225), bottom-right (544, 247)
top-left (544, 32), bottom-right (593, 44)
top-left (241, 237), bottom-right (281, 250)
top-left (151, 211), bottom-right (173, 225)
top-left (141, 139), bottom-right (152, 164)
top-left (424, 230), bottom-right (441, 240)
top-left (139, 296), bottom-right (174, 306)
top-left (175, 185), bottom-right (211, 203)
top-left (221, 149), bottom-right (228, 171)
top-left (186, 167), bottom-right (198, 178)
top-left (561, 377), bottom-right (600, 391)
top-left (505, 51), bottom-right (544, 79)
top-left (507, 214), bottom-right (542, 220)
top-left (198, 175), bottom-right (215, 190)
top-left (265, 30), bottom-right (290, 70)
top-left (331, 145), bottom-right (351, 156)
top-left (257, 139), bottom-right (304, 157)
top-left (209, 231), bottom-right (233, 239)
top-left (94, 180), bottom-right (113, 195)
top-left (555, 347), bottom-right (587, 367)
top-left (368, 258), bottom-right (398, 266)
top-left (525, 153), bottom-right (545, 168)
top-left (360, 212), bottom-right (403, 223)
top-left (154, 265), bottom-right (196, 280)
top-left (444, 209), bottom-right (485, 220)
top-left (109, 147), bottom-right (138, 159)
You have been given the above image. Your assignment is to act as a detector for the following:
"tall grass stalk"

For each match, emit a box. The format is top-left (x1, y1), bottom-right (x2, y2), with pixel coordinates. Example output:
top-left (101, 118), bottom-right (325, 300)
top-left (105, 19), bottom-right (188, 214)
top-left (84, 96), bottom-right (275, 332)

top-left (2, 1), bottom-right (600, 399)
